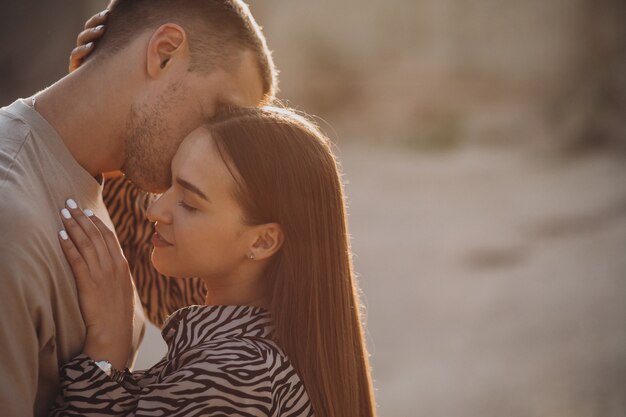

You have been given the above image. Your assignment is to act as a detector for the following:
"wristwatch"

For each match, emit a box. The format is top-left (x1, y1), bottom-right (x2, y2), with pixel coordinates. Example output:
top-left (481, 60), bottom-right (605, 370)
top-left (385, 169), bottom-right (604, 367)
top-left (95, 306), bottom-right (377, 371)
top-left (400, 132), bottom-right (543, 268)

top-left (94, 360), bottom-right (128, 383)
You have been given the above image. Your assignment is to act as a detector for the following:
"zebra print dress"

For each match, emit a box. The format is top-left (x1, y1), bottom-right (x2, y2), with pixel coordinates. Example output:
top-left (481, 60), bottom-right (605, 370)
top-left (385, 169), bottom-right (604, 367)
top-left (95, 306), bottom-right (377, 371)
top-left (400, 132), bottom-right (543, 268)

top-left (50, 305), bottom-right (314, 416)
top-left (50, 176), bottom-right (314, 416)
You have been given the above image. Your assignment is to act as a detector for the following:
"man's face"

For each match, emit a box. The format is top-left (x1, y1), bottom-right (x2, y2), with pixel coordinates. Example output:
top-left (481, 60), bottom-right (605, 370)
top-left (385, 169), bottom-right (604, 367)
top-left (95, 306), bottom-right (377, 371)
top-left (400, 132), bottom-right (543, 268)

top-left (122, 49), bottom-right (265, 193)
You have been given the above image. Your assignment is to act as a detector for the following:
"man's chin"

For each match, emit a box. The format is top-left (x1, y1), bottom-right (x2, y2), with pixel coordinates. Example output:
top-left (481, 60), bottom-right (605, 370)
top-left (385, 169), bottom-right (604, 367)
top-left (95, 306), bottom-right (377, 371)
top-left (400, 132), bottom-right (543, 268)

top-left (141, 181), bottom-right (169, 194)
top-left (123, 170), bottom-right (170, 193)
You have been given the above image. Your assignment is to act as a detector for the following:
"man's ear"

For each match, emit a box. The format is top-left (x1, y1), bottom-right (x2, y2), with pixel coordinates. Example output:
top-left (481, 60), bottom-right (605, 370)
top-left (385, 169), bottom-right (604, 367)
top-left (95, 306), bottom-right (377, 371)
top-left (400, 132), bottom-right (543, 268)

top-left (146, 23), bottom-right (187, 79)
top-left (249, 223), bottom-right (284, 261)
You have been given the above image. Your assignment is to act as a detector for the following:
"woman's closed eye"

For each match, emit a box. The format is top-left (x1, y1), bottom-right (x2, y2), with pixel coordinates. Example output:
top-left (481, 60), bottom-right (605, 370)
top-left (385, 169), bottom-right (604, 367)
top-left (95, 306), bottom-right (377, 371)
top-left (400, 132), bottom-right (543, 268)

top-left (177, 200), bottom-right (198, 212)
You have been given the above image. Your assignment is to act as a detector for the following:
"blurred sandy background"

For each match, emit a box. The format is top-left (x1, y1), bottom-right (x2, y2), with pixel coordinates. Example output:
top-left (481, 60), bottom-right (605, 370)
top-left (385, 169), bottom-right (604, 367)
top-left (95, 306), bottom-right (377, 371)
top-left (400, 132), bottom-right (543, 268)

top-left (2, 1), bottom-right (625, 416)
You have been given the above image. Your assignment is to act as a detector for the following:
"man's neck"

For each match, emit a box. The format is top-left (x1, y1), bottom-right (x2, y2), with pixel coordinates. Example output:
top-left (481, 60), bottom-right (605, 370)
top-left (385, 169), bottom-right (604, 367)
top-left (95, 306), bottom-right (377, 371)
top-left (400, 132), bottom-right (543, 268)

top-left (33, 61), bottom-right (134, 178)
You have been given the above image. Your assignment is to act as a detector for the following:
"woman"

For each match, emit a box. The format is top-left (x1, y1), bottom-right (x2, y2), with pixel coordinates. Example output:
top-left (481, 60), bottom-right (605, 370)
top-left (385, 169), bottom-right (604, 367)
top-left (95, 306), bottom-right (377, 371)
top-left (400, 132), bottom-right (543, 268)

top-left (51, 102), bottom-right (376, 416)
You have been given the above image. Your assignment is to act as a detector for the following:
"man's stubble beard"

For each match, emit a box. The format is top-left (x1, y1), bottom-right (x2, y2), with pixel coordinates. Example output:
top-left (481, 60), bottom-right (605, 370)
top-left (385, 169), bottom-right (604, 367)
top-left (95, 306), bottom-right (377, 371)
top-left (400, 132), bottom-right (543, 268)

top-left (122, 103), bottom-right (175, 193)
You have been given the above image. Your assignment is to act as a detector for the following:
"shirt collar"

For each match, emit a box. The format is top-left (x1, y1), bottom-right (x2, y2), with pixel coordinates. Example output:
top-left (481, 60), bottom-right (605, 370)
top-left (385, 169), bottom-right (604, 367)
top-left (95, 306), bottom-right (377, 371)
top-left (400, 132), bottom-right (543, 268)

top-left (162, 304), bottom-right (274, 351)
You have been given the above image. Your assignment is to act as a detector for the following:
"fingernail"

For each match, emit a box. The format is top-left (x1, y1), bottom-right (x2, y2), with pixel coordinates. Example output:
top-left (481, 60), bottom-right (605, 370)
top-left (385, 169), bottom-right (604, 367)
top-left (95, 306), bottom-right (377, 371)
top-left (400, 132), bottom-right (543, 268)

top-left (66, 199), bottom-right (77, 209)
top-left (86, 42), bottom-right (94, 48)
top-left (100, 10), bottom-right (109, 17)
top-left (61, 208), bottom-right (72, 219)
top-left (84, 209), bottom-right (94, 217)
top-left (95, 25), bottom-right (104, 31)
top-left (59, 230), bottom-right (69, 240)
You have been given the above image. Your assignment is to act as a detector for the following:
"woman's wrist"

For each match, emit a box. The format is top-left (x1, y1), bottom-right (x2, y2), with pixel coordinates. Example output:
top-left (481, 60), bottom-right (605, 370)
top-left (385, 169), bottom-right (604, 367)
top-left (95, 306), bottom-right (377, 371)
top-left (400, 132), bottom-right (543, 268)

top-left (92, 359), bottom-right (129, 383)
top-left (83, 333), bottom-right (131, 370)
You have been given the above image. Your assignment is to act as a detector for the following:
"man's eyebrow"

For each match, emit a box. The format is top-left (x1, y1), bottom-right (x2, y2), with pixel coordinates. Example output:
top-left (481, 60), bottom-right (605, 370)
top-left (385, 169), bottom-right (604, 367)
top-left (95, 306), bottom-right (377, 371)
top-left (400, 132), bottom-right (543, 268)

top-left (176, 177), bottom-right (210, 202)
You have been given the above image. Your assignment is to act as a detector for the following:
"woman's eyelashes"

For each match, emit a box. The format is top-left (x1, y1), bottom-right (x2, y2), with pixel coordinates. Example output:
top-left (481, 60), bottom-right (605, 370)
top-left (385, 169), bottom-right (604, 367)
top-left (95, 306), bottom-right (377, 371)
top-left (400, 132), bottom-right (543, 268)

top-left (177, 200), bottom-right (198, 212)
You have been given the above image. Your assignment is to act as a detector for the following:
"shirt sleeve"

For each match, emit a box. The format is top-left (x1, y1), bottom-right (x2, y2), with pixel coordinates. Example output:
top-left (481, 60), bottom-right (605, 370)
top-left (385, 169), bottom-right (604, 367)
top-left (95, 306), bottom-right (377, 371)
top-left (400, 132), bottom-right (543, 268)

top-left (50, 350), bottom-right (275, 417)
top-left (49, 354), bottom-right (136, 416)
top-left (102, 176), bottom-right (206, 327)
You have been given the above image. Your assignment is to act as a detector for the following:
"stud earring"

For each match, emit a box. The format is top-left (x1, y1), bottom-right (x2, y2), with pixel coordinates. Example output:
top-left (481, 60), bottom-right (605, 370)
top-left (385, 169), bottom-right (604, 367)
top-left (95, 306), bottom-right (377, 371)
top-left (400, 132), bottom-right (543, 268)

top-left (247, 253), bottom-right (255, 260)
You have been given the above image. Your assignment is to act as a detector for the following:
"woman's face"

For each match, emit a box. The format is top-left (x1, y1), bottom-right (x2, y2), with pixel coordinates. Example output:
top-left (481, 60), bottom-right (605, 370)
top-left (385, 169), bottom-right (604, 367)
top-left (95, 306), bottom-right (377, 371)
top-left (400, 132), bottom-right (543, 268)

top-left (146, 127), bottom-right (255, 279)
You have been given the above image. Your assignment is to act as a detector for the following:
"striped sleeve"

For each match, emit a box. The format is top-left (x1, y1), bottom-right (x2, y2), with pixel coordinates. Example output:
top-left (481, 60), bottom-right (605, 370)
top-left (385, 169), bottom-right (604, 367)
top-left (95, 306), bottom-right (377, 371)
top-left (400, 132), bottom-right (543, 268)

top-left (50, 348), bottom-right (278, 417)
top-left (49, 354), bottom-right (136, 416)
top-left (102, 175), bottom-right (206, 327)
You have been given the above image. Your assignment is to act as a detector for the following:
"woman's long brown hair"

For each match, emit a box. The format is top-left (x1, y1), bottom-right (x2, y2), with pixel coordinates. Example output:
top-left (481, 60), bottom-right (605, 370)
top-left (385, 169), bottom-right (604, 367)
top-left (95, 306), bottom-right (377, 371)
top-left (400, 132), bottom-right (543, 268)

top-left (208, 107), bottom-right (376, 417)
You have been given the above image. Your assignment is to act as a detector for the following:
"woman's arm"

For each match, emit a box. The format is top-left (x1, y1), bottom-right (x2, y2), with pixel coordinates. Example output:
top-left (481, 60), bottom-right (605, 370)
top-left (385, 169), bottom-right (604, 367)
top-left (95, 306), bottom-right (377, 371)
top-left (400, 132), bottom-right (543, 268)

top-left (50, 343), bottom-right (281, 416)
top-left (52, 205), bottom-right (138, 415)
top-left (49, 354), bottom-right (136, 416)
top-left (58, 203), bottom-right (135, 369)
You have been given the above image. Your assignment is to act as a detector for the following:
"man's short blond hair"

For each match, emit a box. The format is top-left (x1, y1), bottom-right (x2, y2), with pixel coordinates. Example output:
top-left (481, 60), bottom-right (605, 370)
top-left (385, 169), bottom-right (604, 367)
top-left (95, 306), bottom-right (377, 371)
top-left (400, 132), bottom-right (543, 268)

top-left (94, 0), bottom-right (277, 101)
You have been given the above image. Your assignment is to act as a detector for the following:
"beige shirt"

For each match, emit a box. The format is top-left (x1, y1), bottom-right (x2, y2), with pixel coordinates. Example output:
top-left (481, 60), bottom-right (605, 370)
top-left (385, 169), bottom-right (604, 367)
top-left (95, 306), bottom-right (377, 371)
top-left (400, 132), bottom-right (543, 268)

top-left (0, 100), bottom-right (145, 417)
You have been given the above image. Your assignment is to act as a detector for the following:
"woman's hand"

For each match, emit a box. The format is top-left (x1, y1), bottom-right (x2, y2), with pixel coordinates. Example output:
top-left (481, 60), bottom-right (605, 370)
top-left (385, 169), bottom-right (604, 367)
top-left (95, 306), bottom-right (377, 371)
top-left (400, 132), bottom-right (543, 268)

top-left (58, 199), bottom-right (134, 370)
top-left (69, 9), bottom-right (109, 73)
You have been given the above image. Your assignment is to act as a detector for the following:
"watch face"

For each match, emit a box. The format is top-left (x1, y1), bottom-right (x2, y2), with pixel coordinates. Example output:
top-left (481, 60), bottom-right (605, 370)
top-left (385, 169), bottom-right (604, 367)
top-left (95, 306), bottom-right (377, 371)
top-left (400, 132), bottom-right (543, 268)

top-left (94, 360), bottom-right (113, 376)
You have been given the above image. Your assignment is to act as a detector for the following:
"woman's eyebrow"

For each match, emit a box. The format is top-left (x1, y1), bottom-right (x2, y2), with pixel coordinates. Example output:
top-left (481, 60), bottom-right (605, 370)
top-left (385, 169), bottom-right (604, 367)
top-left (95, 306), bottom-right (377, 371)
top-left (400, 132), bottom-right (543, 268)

top-left (176, 177), bottom-right (210, 202)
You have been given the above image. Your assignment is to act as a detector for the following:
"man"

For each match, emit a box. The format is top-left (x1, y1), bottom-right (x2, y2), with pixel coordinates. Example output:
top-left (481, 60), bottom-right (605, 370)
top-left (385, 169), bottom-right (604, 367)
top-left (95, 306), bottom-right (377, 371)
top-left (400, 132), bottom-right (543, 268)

top-left (0, 1), bottom-right (275, 415)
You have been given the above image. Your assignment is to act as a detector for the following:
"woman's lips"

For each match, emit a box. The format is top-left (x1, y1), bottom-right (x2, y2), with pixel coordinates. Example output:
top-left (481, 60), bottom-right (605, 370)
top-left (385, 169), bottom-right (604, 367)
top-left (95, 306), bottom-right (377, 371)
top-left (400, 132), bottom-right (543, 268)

top-left (152, 231), bottom-right (173, 247)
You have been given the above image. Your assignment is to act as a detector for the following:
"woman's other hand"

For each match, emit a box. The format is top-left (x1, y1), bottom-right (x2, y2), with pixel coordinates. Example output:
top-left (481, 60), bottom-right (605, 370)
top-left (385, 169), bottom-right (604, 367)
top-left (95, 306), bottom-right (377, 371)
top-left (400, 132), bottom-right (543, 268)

top-left (58, 199), bottom-right (134, 370)
top-left (68, 10), bottom-right (109, 73)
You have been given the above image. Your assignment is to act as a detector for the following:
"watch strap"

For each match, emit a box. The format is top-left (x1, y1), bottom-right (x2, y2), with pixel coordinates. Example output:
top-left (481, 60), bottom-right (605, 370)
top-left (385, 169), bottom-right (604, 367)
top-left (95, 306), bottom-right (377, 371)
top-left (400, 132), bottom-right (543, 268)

top-left (93, 360), bottom-right (129, 384)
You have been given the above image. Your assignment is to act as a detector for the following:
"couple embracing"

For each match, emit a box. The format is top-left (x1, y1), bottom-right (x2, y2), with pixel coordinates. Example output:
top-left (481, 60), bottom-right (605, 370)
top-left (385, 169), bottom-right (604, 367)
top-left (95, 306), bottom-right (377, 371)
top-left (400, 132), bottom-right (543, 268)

top-left (0, 1), bottom-right (375, 416)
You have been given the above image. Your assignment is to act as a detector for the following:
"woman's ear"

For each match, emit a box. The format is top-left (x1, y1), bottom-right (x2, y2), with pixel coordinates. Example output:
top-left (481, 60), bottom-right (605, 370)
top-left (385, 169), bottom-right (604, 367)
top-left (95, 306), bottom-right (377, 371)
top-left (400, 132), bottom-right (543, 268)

top-left (249, 223), bottom-right (284, 261)
top-left (146, 23), bottom-right (187, 79)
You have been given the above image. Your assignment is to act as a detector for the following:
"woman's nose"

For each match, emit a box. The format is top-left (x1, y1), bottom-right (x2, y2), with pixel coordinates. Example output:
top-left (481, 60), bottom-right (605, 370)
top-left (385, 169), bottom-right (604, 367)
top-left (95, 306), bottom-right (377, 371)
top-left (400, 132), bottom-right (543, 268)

top-left (146, 191), bottom-right (173, 224)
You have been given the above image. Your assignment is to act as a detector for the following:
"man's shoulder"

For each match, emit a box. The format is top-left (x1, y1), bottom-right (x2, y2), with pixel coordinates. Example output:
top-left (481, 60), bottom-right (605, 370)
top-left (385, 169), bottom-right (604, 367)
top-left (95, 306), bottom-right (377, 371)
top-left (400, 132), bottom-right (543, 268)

top-left (0, 105), bottom-right (32, 150)
top-left (0, 108), bottom-right (34, 188)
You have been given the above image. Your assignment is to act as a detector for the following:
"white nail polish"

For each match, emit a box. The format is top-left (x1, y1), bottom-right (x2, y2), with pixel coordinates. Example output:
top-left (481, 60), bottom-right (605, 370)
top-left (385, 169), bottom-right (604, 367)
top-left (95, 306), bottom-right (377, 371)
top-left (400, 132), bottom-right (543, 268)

top-left (84, 209), bottom-right (94, 217)
top-left (66, 199), bottom-right (77, 209)
top-left (96, 25), bottom-right (105, 31)
top-left (59, 230), bottom-right (68, 240)
top-left (61, 208), bottom-right (71, 219)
